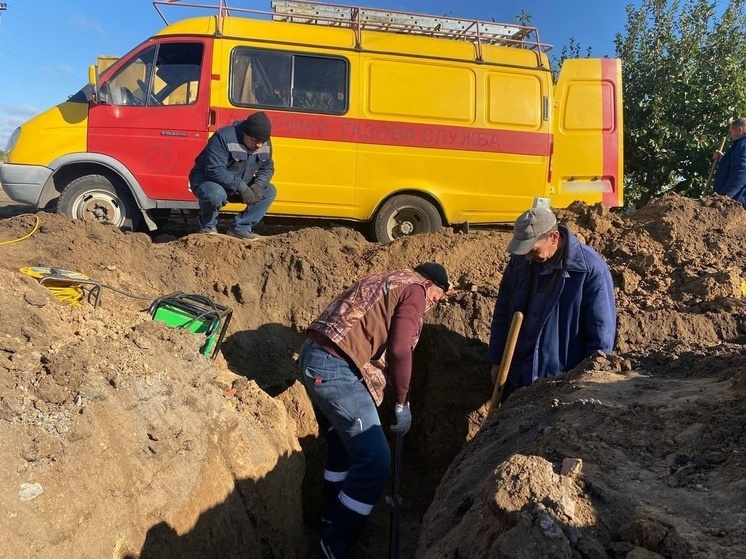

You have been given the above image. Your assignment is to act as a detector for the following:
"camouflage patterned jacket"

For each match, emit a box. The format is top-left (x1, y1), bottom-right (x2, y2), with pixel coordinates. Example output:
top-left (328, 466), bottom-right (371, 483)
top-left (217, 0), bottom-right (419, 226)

top-left (308, 270), bottom-right (430, 405)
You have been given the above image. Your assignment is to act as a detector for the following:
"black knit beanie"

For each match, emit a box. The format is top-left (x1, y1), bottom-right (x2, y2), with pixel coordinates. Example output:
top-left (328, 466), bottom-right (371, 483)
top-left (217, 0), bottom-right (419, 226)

top-left (240, 111), bottom-right (272, 141)
top-left (414, 262), bottom-right (449, 291)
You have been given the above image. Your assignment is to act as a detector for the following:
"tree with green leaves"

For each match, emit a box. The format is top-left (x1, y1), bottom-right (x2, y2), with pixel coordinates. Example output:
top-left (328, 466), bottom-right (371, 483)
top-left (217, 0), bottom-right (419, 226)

top-left (514, 10), bottom-right (532, 26)
top-left (551, 37), bottom-right (592, 81)
top-left (615, 0), bottom-right (746, 207)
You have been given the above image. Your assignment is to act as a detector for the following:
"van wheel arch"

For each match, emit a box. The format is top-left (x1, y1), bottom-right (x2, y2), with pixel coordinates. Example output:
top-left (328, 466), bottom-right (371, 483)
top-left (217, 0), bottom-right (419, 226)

top-left (371, 193), bottom-right (444, 243)
top-left (57, 173), bottom-right (141, 231)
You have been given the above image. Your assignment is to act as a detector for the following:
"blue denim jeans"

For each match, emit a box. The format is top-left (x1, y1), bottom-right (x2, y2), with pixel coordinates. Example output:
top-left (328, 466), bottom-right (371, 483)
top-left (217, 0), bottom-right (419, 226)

top-left (193, 180), bottom-right (277, 231)
top-left (299, 341), bottom-right (391, 553)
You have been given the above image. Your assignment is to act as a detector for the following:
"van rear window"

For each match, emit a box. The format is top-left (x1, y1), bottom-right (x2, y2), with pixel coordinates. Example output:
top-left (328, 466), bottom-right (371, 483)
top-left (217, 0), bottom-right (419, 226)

top-left (562, 82), bottom-right (615, 132)
top-left (230, 48), bottom-right (348, 114)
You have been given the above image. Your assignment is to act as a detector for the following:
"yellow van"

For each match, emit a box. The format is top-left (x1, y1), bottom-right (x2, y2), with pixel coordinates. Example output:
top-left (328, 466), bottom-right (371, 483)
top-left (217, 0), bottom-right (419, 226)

top-left (0, 1), bottom-right (623, 242)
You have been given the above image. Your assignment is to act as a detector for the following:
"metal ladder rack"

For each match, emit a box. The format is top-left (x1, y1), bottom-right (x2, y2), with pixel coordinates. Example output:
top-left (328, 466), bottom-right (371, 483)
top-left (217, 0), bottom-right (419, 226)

top-left (271, 1), bottom-right (548, 54)
top-left (152, 1), bottom-right (550, 59)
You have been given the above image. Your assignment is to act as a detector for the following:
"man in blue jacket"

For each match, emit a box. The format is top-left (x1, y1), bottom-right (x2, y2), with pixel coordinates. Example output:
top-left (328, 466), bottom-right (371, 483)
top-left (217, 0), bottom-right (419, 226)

top-left (189, 111), bottom-right (276, 240)
top-left (488, 207), bottom-right (616, 403)
top-left (713, 117), bottom-right (746, 208)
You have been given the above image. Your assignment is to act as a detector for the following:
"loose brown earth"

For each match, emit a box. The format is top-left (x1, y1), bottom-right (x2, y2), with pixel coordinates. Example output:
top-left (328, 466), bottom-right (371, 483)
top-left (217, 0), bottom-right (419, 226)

top-left (0, 189), bottom-right (744, 559)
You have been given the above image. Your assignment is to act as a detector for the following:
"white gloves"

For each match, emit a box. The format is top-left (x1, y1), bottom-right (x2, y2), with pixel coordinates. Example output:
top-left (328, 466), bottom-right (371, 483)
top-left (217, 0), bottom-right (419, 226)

top-left (391, 403), bottom-right (412, 435)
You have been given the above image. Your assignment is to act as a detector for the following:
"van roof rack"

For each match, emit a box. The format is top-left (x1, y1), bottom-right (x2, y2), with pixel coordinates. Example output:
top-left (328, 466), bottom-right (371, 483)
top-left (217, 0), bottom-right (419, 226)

top-left (271, 1), bottom-right (549, 51)
top-left (153, 1), bottom-right (551, 58)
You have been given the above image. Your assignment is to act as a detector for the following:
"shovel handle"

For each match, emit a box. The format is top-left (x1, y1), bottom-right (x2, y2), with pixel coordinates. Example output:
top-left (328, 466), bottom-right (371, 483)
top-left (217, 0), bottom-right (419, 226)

top-left (389, 432), bottom-right (404, 559)
top-left (488, 311), bottom-right (523, 416)
top-left (705, 136), bottom-right (728, 192)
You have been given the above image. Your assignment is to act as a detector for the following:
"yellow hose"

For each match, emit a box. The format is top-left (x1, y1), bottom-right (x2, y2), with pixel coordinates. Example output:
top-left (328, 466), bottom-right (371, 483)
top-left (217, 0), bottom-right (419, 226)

top-left (0, 213), bottom-right (40, 245)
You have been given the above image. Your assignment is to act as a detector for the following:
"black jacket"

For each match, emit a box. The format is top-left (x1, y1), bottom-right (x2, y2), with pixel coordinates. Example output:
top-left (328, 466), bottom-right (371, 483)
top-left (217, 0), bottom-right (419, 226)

top-left (189, 122), bottom-right (274, 194)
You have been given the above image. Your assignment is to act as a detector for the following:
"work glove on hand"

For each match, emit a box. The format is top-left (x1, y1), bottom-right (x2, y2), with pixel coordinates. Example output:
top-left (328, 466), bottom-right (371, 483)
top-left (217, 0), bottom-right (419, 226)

top-left (238, 184), bottom-right (259, 205)
top-left (248, 183), bottom-right (264, 201)
top-left (390, 403), bottom-right (412, 435)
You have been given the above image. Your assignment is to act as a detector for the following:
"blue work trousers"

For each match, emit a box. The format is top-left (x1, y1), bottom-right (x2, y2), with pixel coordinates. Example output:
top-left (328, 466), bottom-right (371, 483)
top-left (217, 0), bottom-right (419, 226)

top-left (299, 341), bottom-right (391, 518)
top-left (192, 180), bottom-right (276, 231)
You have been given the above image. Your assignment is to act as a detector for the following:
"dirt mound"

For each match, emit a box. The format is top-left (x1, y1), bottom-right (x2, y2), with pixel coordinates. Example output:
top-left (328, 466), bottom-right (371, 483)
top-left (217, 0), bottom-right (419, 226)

top-left (0, 191), bottom-right (744, 558)
top-left (560, 196), bottom-right (746, 356)
top-left (0, 262), bottom-right (306, 558)
top-left (418, 195), bottom-right (746, 558)
top-left (418, 351), bottom-right (746, 558)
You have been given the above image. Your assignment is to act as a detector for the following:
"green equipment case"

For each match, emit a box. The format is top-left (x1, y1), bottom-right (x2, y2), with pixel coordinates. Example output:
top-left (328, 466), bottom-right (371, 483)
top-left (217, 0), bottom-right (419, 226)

top-left (148, 293), bottom-right (232, 360)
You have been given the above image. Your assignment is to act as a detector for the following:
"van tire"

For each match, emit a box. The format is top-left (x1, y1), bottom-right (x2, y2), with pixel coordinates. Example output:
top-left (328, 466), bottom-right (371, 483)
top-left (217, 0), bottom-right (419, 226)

top-left (58, 174), bottom-right (140, 231)
top-left (373, 194), bottom-right (442, 243)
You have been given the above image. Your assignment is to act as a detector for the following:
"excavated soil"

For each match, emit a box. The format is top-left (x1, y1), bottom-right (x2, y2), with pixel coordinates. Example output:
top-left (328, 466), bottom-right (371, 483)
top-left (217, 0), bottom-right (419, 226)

top-left (0, 190), bottom-right (744, 559)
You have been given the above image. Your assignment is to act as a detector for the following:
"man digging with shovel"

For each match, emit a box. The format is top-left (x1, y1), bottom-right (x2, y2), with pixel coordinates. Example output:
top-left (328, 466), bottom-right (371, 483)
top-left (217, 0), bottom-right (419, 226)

top-left (299, 263), bottom-right (450, 559)
top-left (489, 207), bottom-right (617, 404)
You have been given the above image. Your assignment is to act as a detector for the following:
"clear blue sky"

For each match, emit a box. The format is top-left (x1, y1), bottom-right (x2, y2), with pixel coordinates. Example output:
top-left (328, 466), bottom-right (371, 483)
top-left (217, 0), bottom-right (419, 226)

top-left (0, 0), bottom-right (636, 148)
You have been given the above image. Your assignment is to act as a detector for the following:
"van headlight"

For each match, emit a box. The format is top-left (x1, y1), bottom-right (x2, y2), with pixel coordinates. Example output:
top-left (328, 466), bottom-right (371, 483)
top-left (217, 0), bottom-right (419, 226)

top-left (6, 127), bottom-right (21, 153)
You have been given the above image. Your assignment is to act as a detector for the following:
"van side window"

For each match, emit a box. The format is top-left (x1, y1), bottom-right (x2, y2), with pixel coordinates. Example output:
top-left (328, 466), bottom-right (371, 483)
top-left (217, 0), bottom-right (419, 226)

top-left (230, 48), bottom-right (347, 114)
top-left (100, 42), bottom-right (204, 107)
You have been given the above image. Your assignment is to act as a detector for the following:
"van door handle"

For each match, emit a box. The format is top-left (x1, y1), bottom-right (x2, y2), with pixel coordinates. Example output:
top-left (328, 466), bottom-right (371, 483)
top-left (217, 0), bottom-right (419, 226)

top-left (208, 109), bottom-right (216, 127)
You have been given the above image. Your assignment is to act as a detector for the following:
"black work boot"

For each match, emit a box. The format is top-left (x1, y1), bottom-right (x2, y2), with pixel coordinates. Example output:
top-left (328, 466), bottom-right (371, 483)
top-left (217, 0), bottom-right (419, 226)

top-left (320, 502), bottom-right (369, 559)
top-left (321, 479), bottom-right (343, 526)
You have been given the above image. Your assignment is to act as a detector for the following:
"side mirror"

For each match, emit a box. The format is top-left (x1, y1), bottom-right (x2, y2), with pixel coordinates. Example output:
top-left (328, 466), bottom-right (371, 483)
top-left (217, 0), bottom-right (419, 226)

top-left (88, 65), bottom-right (100, 104)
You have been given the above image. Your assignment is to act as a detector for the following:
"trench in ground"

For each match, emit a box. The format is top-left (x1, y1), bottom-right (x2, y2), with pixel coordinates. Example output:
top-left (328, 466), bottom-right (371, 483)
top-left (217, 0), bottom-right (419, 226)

top-left (220, 319), bottom-right (490, 559)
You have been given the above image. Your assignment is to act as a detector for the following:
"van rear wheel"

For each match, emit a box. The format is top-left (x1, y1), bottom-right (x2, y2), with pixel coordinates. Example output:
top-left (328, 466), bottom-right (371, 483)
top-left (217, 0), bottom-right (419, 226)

top-left (373, 194), bottom-right (442, 243)
top-left (58, 174), bottom-right (140, 231)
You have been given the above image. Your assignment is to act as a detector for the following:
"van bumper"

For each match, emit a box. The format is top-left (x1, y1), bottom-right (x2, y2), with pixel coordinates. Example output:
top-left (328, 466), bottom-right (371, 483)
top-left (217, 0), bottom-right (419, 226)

top-left (0, 163), bottom-right (51, 206)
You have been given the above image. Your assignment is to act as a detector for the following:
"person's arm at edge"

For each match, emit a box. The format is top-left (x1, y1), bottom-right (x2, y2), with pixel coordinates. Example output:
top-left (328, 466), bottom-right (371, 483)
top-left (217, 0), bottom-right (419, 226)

top-left (719, 140), bottom-right (746, 199)
top-left (580, 257), bottom-right (617, 355)
top-left (387, 284), bottom-right (427, 406)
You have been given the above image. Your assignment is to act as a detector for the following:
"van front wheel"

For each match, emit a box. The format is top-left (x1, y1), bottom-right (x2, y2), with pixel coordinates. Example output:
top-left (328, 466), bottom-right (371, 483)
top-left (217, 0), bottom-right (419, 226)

top-left (373, 194), bottom-right (442, 243)
top-left (58, 174), bottom-right (140, 231)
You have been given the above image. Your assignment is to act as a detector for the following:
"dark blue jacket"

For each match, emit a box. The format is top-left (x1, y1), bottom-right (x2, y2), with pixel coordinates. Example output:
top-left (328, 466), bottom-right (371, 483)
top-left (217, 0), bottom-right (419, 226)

top-left (714, 135), bottom-right (746, 208)
top-left (189, 122), bottom-right (274, 193)
top-left (488, 227), bottom-right (617, 386)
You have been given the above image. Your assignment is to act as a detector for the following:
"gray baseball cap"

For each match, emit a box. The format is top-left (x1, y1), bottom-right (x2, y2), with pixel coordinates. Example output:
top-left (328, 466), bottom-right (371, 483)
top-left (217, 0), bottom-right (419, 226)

top-left (507, 207), bottom-right (558, 255)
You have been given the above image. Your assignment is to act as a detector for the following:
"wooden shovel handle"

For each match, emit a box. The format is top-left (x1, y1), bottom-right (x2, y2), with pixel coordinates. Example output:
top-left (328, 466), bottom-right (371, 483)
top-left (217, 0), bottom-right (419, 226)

top-left (488, 311), bottom-right (523, 416)
top-left (706, 136), bottom-right (728, 192)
